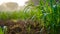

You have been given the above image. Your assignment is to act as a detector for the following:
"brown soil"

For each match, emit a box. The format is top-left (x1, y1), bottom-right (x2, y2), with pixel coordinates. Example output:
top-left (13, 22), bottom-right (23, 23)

top-left (0, 20), bottom-right (47, 34)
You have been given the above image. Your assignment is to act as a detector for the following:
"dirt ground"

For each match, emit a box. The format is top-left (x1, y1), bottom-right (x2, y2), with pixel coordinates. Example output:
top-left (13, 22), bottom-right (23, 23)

top-left (0, 20), bottom-right (47, 34)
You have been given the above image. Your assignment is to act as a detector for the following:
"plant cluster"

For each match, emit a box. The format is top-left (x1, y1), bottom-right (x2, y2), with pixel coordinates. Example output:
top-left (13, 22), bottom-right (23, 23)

top-left (0, 0), bottom-right (60, 34)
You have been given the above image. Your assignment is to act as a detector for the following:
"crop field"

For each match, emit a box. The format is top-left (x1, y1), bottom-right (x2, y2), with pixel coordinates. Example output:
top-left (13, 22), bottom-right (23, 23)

top-left (0, 0), bottom-right (60, 34)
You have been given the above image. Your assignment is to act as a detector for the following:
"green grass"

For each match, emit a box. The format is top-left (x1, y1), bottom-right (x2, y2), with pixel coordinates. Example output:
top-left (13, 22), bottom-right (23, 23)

top-left (0, 27), bottom-right (4, 34)
top-left (0, 0), bottom-right (60, 34)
